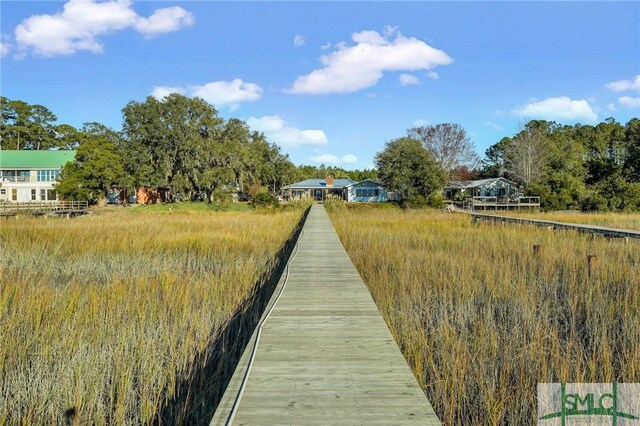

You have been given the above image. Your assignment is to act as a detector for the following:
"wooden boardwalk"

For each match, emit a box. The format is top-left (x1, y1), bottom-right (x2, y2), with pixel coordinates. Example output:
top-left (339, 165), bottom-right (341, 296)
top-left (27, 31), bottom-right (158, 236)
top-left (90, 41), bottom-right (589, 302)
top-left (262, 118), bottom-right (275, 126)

top-left (211, 204), bottom-right (439, 425)
top-left (470, 212), bottom-right (640, 240)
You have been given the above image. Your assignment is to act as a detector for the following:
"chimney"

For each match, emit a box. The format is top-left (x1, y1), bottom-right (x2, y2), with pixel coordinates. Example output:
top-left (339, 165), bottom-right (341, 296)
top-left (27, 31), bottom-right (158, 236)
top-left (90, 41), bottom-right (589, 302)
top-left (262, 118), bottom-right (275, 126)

top-left (326, 176), bottom-right (334, 187)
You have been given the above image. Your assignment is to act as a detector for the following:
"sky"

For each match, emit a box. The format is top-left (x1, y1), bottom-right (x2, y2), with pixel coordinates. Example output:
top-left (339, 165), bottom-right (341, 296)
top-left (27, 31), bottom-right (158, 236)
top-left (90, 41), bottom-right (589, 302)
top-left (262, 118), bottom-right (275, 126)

top-left (1, 1), bottom-right (639, 169)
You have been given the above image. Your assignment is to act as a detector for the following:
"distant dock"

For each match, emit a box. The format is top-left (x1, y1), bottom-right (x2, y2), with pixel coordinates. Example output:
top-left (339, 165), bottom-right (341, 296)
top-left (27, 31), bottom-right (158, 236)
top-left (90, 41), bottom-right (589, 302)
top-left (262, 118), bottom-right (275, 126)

top-left (0, 201), bottom-right (89, 217)
top-left (470, 212), bottom-right (640, 240)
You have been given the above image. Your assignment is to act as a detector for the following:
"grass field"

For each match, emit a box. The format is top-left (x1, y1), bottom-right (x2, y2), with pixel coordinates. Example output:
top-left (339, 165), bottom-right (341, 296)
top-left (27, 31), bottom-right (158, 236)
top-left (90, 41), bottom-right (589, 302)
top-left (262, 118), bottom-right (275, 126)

top-left (0, 206), bottom-right (304, 425)
top-left (330, 206), bottom-right (640, 425)
top-left (485, 210), bottom-right (640, 231)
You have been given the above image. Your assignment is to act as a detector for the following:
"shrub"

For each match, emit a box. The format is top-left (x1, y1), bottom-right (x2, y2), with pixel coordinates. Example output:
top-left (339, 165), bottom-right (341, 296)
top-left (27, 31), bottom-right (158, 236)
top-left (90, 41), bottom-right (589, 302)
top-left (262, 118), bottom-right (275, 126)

top-left (250, 192), bottom-right (279, 209)
top-left (426, 192), bottom-right (445, 208)
top-left (403, 194), bottom-right (427, 209)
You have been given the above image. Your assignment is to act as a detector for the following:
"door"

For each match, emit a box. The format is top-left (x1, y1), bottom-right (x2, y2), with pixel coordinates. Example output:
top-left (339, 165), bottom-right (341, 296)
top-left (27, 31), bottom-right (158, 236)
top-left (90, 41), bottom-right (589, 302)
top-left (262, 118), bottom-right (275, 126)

top-left (314, 189), bottom-right (322, 200)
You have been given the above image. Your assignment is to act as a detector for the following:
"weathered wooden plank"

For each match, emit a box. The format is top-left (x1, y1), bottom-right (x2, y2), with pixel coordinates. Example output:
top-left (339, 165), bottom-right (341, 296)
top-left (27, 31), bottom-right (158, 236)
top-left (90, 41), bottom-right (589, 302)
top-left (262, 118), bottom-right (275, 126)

top-left (211, 204), bottom-right (439, 425)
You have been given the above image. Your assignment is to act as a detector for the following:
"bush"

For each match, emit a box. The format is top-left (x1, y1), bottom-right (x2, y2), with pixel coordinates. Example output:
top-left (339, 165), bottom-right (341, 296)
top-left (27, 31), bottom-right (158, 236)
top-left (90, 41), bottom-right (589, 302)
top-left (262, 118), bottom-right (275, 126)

top-left (426, 192), bottom-right (445, 208)
top-left (212, 188), bottom-right (232, 204)
top-left (403, 194), bottom-right (427, 209)
top-left (250, 192), bottom-right (279, 209)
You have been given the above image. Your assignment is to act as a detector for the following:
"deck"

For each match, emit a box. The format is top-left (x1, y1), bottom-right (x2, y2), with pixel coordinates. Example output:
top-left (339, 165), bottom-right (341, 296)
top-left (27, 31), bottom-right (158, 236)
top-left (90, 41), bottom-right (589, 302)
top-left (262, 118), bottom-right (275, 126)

top-left (211, 204), bottom-right (439, 425)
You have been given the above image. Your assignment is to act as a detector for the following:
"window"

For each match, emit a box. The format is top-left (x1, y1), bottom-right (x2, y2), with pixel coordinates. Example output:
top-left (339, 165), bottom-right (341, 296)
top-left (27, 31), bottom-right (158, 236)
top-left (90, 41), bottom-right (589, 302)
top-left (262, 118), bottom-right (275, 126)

top-left (31, 189), bottom-right (37, 201)
top-left (37, 170), bottom-right (61, 182)
top-left (0, 189), bottom-right (5, 195)
top-left (356, 188), bottom-right (379, 198)
top-left (11, 189), bottom-right (17, 201)
top-left (40, 189), bottom-right (57, 201)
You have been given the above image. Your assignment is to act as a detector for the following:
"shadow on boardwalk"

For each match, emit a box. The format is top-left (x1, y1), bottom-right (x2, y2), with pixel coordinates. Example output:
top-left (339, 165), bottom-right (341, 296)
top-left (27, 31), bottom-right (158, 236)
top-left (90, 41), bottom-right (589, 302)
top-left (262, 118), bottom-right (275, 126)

top-left (153, 208), bottom-right (309, 425)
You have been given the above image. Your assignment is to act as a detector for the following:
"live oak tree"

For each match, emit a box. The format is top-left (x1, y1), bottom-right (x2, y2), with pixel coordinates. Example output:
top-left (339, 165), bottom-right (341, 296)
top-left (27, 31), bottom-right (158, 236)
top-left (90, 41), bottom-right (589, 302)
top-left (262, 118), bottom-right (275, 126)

top-left (121, 93), bottom-right (296, 202)
top-left (56, 125), bottom-right (127, 204)
top-left (375, 137), bottom-right (447, 205)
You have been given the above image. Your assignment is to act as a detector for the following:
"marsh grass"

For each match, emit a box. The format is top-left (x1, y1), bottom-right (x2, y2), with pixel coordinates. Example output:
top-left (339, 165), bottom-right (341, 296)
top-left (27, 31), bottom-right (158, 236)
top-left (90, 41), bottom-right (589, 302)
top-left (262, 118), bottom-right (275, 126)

top-left (0, 208), bottom-right (302, 425)
top-left (330, 208), bottom-right (640, 425)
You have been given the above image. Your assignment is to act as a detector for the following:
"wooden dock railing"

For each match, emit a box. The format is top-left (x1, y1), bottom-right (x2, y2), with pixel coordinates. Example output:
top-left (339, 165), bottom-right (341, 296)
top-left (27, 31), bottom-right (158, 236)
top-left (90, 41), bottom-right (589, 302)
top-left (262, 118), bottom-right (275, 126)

top-left (0, 201), bottom-right (89, 216)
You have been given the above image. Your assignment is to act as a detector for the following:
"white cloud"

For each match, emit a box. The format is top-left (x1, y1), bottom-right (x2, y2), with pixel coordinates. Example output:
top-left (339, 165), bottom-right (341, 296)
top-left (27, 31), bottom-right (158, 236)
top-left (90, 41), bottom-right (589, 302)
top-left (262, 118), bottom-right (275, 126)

top-left (619, 96), bottom-right (640, 108)
top-left (399, 73), bottom-right (420, 86)
top-left (309, 154), bottom-right (358, 165)
top-left (150, 86), bottom-right (185, 99)
top-left (150, 79), bottom-right (262, 109)
top-left (413, 119), bottom-right (428, 127)
top-left (485, 120), bottom-right (502, 130)
top-left (134, 6), bottom-right (194, 38)
top-left (320, 42), bottom-right (331, 50)
top-left (512, 96), bottom-right (597, 122)
top-left (426, 70), bottom-right (439, 80)
top-left (289, 27), bottom-right (453, 94)
top-left (14, 0), bottom-right (193, 57)
top-left (246, 115), bottom-right (328, 148)
top-left (605, 75), bottom-right (640, 92)
top-left (607, 103), bottom-right (617, 112)
top-left (189, 79), bottom-right (262, 109)
top-left (294, 34), bottom-right (306, 47)
top-left (0, 36), bottom-right (10, 57)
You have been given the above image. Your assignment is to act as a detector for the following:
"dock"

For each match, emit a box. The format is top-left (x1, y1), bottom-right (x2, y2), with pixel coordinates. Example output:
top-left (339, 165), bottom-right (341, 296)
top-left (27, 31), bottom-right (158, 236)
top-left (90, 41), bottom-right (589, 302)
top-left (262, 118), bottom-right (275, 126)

top-left (471, 212), bottom-right (640, 240)
top-left (0, 201), bottom-right (89, 217)
top-left (211, 204), bottom-right (439, 425)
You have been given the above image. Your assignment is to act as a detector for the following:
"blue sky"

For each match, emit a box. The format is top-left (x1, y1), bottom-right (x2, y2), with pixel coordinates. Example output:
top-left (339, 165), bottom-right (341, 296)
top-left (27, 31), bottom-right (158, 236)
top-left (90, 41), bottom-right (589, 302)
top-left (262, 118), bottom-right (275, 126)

top-left (1, 1), bottom-right (639, 169)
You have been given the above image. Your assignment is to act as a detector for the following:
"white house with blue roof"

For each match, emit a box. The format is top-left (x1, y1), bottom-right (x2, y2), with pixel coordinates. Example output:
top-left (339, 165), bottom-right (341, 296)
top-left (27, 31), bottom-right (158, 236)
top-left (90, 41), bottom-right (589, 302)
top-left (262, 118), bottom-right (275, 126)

top-left (282, 176), bottom-right (388, 202)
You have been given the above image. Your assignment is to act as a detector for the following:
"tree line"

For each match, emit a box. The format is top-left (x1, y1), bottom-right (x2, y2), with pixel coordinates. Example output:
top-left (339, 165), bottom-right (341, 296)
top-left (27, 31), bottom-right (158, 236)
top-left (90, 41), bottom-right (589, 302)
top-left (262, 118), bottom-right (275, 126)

top-left (481, 119), bottom-right (640, 211)
top-left (374, 119), bottom-right (639, 211)
top-left (2, 96), bottom-right (638, 210)
top-left (0, 96), bottom-right (373, 203)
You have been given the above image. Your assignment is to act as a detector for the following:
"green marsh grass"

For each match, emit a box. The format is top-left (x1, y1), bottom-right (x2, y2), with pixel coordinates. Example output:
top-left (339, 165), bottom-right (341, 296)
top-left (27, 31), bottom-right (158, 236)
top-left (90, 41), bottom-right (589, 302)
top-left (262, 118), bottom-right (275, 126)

top-left (0, 207), bottom-right (302, 424)
top-left (330, 207), bottom-right (640, 425)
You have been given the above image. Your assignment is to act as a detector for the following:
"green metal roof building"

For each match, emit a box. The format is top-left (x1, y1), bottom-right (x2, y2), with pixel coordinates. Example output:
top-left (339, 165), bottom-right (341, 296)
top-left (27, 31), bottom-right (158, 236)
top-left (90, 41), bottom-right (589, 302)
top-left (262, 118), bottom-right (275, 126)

top-left (0, 150), bottom-right (76, 202)
top-left (0, 150), bottom-right (76, 169)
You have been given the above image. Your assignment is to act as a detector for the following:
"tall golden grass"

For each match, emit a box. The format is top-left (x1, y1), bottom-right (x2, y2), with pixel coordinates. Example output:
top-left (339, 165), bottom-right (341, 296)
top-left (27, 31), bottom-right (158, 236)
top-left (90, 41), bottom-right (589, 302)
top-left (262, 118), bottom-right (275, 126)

top-left (0, 208), bottom-right (303, 425)
top-left (490, 211), bottom-right (640, 231)
top-left (330, 207), bottom-right (640, 425)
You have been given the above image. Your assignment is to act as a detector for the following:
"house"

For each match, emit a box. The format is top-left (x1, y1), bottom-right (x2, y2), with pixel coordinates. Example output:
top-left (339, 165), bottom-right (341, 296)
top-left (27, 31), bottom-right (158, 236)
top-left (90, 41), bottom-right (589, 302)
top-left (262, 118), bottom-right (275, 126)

top-left (136, 186), bottom-right (171, 204)
top-left (282, 176), bottom-right (388, 202)
top-left (0, 150), bottom-right (75, 202)
top-left (344, 179), bottom-right (388, 202)
top-left (443, 177), bottom-right (540, 210)
top-left (443, 177), bottom-right (520, 200)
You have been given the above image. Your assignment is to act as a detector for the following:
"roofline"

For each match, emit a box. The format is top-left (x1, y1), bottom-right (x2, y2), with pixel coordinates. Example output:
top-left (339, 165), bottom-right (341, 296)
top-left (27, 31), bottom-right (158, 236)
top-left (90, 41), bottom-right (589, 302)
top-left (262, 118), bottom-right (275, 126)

top-left (343, 179), bottom-right (385, 188)
top-left (445, 177), bottom-right (519, 188)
